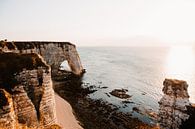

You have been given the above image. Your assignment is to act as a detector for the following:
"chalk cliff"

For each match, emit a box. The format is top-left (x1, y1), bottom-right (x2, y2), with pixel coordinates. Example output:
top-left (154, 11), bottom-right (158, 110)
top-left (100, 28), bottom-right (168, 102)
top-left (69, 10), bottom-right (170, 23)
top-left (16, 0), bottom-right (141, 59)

top-left (0, 41), bottom-right (84, 76)
top-left (0, 52), bottom-right (59, 128)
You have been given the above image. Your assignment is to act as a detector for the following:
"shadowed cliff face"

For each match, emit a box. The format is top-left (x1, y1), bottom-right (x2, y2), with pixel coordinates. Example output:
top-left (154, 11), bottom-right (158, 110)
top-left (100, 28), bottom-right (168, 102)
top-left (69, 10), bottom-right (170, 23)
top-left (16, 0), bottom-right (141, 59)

top-left (0, 41), bottom-right (81, 128)
top-left (0, 52), bottom-right (58, 129)
top-left (0, 41), bottom-right (84, 76)
top-left (0, 89), bottom-right (16, 129)
top-left (0, 52), bottom-right (49, 92)
top-left (180, 104), bottom-right (195, 129)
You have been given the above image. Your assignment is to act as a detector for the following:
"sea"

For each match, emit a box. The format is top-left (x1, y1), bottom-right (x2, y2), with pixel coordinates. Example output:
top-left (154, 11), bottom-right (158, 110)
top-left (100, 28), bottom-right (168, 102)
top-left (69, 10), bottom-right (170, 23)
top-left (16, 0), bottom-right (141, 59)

top-left (77, 46), bottom-right (195, 124)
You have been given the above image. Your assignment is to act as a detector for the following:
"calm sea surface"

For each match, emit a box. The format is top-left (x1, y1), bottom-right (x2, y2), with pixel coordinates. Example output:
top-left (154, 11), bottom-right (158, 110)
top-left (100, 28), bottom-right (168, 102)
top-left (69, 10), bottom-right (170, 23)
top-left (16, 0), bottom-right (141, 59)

top-left (77, 46), bottom-right (195, 123)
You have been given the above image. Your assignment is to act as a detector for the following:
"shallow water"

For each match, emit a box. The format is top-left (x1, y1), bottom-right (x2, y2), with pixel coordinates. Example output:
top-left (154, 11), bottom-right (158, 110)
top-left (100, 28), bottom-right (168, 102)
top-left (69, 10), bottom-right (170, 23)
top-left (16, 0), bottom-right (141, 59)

top-left (77, 46), bottom-right (195, 124)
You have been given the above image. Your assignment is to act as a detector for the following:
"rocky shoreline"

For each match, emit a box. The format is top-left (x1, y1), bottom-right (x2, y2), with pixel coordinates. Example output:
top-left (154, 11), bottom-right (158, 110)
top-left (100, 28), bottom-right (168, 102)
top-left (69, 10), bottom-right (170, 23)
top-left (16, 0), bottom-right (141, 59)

top-left (53, 73), bottom-right (158, 129)
top-left (53, 72), bottom-right (195, 129)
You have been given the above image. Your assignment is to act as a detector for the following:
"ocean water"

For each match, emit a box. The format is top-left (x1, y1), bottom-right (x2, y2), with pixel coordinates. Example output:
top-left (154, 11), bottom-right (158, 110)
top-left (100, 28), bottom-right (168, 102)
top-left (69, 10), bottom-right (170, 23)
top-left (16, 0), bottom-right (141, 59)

top-left (77, 46), bottom-right (195, 124)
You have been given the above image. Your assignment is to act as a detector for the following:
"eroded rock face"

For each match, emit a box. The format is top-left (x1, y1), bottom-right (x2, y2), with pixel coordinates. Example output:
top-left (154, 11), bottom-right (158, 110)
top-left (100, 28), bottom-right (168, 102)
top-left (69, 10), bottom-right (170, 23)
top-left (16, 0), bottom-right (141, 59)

top-left (0, 41), bottom-right (84, 76)
top-left (158, 79), bottom-right (190, 129)
top-left (0, 89), bottom-right (16, 129)
top-left (0, 52), bottom-right (57, 128)
top-left (13, 69), bottom-right (57, 128)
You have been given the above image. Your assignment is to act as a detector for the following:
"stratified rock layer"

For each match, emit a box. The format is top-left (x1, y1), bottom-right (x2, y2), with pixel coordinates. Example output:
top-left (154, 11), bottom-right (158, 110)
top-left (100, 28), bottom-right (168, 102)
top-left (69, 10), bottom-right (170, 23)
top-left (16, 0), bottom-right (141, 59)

top-left (0, 52), bottom-right (57, 128)
top-left (0, 41), bottom-right (84, 76)
top-left (158, 79), bottom-right (190, 129)
top-left (0, 89), bottom-right (16, 129)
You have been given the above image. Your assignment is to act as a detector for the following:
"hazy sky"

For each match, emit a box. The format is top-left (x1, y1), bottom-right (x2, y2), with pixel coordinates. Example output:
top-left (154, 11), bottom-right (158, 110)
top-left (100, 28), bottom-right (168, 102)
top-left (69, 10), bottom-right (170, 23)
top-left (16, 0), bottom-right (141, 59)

top-left (0, 0), bottom-right (195, 46)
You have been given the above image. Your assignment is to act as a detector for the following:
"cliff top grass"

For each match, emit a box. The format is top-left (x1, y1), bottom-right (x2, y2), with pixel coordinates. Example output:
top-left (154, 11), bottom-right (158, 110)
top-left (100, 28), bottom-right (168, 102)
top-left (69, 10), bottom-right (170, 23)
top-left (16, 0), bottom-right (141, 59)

top-left (0, 52), bottom-right (49, 92)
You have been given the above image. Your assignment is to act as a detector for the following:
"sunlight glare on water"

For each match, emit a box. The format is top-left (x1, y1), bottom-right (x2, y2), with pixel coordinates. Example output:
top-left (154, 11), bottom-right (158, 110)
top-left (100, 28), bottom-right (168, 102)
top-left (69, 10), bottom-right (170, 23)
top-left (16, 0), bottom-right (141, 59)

top-left (165, 46), bottom-right (195, 102)
top-left (78, 46), bottom-right (195, 113)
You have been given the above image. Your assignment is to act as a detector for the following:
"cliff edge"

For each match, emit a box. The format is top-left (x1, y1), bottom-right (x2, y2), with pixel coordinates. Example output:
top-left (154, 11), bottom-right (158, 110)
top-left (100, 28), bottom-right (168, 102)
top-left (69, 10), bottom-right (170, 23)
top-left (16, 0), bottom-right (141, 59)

top-left (0, 41), bottom-right (84, 77)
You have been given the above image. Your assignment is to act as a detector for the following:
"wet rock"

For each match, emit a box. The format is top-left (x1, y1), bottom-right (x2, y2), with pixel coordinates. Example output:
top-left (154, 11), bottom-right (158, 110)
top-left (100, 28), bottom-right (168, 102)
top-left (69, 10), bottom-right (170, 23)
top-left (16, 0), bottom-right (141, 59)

top-left (100, 86), bottom-right (108, 89)
top-left (89, 85), bottom-right (96, 89)
top-left (110, 89), bottom-right (132, 99)
top-left (148, 112), bottom-right (158, 119)
top-left (132, 107), bottom-right (140, 113)
top-left (54, 78), bottom-right (155, 129)
top-left (122, 100), bottom-right (134, 104)
top-left (98, 81), bottom-right (102, 84)
top-left (105, 93), bottom-right (111, 97)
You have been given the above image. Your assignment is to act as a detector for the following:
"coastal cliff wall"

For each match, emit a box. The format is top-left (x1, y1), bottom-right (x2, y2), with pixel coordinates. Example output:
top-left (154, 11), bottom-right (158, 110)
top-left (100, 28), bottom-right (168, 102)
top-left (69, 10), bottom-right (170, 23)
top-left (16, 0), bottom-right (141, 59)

top-left (0, 52), bottom-right (58, 128)
top-left (0, 41), bottom-right (84, 76)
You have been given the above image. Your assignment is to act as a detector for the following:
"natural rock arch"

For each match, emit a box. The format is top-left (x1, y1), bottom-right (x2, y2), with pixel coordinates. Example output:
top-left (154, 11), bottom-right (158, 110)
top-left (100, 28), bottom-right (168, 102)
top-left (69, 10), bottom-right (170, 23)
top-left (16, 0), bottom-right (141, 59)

top-left (0, 41), bottom-right (84, 76)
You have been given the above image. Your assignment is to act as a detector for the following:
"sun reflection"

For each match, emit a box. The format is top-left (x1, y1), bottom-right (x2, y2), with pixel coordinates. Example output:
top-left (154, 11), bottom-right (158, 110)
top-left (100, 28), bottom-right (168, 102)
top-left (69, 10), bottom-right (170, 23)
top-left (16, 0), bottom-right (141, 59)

top-left (165, 46), bottom-right (195, 103)
top-left (165, 46), bottom-right (195, 80)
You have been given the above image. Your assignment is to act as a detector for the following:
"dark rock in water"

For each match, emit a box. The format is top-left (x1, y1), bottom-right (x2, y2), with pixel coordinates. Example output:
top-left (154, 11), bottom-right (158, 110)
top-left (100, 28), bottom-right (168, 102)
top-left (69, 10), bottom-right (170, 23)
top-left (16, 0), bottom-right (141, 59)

top-left (83, 69), bottom-right (86, 73)
top-left (110, 89), bottom-right (132, 99)
top-left (132, 107), bottom-right (140, 112)
top-left (89, 85), bottom-right (95, 89)
top-left (147, 112), bottom-right (158, 119)
top-left (122, 100), bottom-right (134, 104)
top-left (121, 100), bottom-right (134, 108)
top-left (105, 93), bottom-right (111, 97)
top-left (100, 86), bottom-right (108, 89)
top-left (98, 81), bottom-right (102, 84)
top-left (54, 77), bottom-right (155, 129)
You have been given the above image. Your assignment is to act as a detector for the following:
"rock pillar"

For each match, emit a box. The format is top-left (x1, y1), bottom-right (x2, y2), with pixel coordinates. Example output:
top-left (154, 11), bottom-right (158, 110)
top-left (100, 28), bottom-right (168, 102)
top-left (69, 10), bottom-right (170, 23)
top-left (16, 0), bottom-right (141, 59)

top-left (158, 79), bottom-right (190, 129)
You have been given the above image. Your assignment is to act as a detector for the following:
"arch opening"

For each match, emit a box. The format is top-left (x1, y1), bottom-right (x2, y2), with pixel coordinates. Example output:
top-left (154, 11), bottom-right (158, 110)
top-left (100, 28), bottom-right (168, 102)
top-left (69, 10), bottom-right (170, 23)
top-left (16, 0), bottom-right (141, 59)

top-left (59, 60), bottom-right (72, 72)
